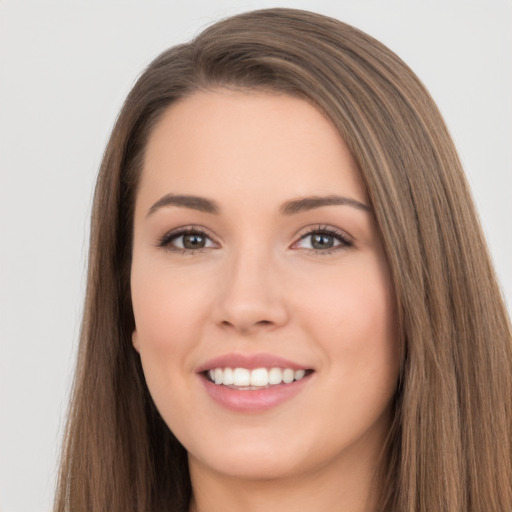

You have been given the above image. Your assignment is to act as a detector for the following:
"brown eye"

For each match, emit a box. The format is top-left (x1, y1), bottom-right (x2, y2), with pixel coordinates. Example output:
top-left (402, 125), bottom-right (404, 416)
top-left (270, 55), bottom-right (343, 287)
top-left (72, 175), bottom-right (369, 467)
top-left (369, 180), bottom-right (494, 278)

top-left (182, 233), bottom-right (207, 249)
top-left (159, 228), bottom-right (217, 252)
top-left (310, 233), bottom-right (335, 249)
top-left (294, 227), bottom-right (353, 253)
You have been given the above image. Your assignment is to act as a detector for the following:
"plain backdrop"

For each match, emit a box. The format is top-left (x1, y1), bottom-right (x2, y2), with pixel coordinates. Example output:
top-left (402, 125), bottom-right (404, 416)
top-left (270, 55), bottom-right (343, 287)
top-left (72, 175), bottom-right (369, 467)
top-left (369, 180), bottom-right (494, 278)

top-left (0, 1), bottom-right (510, 511)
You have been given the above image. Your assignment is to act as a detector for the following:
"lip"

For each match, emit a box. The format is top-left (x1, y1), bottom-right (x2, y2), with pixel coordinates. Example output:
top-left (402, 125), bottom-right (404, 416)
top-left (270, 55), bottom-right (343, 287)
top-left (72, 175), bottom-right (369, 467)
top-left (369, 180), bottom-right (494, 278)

top-left (196, 352), bottom-right (310, 373)
top-left (196, 352), bottom-right (314, 413)
top-left (200, 374), bottom-right (313, 412)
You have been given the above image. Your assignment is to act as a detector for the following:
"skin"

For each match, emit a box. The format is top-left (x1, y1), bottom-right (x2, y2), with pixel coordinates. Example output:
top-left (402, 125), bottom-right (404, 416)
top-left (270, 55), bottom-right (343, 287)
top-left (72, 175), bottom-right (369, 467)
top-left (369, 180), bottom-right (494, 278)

top-left (131, 89), bottom-right (399, 512)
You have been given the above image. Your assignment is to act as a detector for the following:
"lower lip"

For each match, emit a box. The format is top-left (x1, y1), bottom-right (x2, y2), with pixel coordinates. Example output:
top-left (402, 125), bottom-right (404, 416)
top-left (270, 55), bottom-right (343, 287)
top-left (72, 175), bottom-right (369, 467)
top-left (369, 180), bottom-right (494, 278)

top-left (200, 374), bottom-right (312, 413)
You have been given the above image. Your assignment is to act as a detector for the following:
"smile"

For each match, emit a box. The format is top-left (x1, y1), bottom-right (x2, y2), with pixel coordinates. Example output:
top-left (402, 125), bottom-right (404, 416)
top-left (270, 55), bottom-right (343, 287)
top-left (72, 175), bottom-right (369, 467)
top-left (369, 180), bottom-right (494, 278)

top-left (197, 354), bottom-right (315, 412)
top-left (206, 367), bottom-right (310, 388)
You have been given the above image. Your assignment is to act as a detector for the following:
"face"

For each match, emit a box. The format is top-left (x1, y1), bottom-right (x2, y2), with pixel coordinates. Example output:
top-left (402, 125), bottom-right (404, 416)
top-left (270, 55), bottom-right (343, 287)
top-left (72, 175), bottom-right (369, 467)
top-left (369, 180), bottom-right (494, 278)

top-left (131, 90), bottom-right (399, 483)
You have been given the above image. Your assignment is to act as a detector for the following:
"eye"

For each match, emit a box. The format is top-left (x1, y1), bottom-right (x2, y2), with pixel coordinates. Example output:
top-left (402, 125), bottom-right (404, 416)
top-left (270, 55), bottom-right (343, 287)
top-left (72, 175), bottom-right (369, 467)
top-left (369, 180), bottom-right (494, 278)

top-left (158, 227), bottom-right (218, 253)
top-left (293, 226), bottom-right (353, 253)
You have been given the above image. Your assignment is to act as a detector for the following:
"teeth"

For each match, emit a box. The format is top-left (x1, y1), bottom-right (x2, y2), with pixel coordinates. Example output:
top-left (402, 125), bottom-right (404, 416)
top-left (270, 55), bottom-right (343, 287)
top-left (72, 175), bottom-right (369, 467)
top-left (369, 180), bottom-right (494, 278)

top-left (208, 367), bottom-right (309, 387)
top-left (283, 368), bottom-right (294, 384)
top-left (251, 368), bottom-right (269, 387)
top-left (223, 367), bottom-right (234, 385)
top-left (268, 367), bottom-right (282, 385)
top-left (294, 369), bottom-right (306, 380)
top-left (233, 368), bottom-right (250, 386)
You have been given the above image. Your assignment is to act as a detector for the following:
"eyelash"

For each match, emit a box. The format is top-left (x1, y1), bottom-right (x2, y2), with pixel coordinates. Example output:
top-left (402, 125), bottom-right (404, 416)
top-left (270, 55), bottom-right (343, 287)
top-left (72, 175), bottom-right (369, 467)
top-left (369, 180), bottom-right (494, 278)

top-left (157, 224), bottom-right (353, 255)
top-left (295, 225), bottom-right (353, 254)
top-left (157, 225), bottom-right (216, 255)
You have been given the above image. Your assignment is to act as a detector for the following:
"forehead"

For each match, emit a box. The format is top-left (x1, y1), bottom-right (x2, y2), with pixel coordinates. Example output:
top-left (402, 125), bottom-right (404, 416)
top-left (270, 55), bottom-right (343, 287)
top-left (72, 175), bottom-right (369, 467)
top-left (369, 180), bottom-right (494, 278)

top-left (138, 89), bottom-right (367, 210)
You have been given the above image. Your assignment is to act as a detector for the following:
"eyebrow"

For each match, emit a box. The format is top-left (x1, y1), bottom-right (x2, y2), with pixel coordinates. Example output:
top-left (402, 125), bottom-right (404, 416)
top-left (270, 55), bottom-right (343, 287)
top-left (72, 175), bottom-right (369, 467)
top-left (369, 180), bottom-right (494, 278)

top-left (146, 193), bottom-right (371, 217)
top-left (147, 194), bottom-right (220, 216)
top-left (280, 195), bottom-right (371, 215)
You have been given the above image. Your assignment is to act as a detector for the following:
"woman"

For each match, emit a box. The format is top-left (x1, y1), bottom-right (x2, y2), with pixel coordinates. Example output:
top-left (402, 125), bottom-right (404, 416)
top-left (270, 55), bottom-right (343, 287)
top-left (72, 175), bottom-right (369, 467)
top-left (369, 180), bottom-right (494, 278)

top-left (54, 8), bottom-right (512, 512)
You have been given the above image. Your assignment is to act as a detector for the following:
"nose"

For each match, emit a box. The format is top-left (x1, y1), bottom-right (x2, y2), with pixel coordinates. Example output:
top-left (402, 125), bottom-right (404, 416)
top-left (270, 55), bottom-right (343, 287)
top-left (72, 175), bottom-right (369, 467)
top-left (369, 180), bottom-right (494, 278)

top-left (212, 247), bottom-right (290, 335)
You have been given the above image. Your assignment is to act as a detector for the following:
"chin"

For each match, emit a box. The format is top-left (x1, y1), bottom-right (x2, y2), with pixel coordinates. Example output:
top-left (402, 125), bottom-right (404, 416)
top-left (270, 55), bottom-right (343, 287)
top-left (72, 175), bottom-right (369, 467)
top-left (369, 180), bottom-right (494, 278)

top-left (192, 451), bottom-right (306, 482)
top-left (186, 427), bottom-right (313, 481)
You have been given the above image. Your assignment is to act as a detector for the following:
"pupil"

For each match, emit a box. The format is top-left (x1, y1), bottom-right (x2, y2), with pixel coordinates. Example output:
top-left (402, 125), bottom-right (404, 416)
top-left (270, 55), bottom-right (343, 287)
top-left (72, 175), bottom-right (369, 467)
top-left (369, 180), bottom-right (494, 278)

top-left (312, 234), bottom-right (333, 249)
top-left (183, 234), bottom-right (205, 249)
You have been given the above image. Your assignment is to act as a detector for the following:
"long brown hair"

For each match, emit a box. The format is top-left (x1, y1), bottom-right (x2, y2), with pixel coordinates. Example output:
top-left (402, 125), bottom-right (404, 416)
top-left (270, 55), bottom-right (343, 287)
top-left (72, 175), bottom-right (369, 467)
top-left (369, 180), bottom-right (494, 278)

top-left (54, 8), bottom-right (512, 511)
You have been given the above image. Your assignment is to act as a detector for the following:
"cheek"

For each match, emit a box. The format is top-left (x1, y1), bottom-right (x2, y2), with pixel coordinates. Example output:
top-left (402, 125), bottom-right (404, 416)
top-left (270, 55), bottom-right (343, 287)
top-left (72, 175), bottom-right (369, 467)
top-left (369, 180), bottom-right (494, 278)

top-left (300, 254), bottom-right (396, 344)
top-left (130, 265), bottom-right (210, 428)
top-left (298, 253), bottom-right (399, 396)
top-left (302, 257), bottom-right (398, 442)
top-left (130, 259), bottom-right (214, 396)
top-left (131, 257), bottom-right (212, 344)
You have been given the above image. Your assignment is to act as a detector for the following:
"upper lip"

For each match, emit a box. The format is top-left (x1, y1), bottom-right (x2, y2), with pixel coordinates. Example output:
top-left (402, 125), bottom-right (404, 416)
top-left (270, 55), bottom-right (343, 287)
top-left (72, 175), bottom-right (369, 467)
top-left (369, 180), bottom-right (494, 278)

top-left (196, 352), bottom-right (311, 373)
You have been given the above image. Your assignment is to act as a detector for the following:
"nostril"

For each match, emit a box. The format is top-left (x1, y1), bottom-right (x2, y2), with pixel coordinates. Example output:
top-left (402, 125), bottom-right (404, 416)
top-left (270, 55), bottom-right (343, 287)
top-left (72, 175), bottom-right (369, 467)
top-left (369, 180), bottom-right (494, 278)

top-left (220, 319), bottom-right (274, 330)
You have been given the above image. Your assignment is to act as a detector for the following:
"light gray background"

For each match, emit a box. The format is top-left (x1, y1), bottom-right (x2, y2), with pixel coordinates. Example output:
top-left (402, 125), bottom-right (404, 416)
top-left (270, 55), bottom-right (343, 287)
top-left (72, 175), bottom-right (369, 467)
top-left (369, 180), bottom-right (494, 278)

top-left (0, 1), bottom-right (510, 511)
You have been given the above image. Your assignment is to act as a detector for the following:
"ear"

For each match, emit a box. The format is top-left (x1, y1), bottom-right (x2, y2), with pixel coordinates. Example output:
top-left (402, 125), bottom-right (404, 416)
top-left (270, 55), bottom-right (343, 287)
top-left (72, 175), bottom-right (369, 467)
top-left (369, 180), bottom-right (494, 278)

top-left (132, 330), bottom-right (140, 353)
